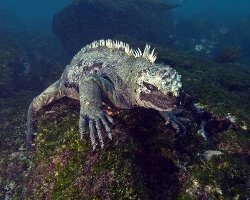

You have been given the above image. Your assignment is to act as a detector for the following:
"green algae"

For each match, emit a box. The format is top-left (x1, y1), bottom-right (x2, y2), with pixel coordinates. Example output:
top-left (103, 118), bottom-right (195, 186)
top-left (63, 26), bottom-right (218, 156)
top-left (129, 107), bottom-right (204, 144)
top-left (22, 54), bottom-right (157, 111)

top-left (27, 102), bottom-right (150, 199)
top-left (0, 90), bottom-right (37, 199)
top-left (1, 93), bottom-right (248, 199)
top-left (219, 129), bottom-right (250, 154)
top-left (189, 155), bottom-right (249, 199)
top-left (0, 100), bottom-right (249, 199)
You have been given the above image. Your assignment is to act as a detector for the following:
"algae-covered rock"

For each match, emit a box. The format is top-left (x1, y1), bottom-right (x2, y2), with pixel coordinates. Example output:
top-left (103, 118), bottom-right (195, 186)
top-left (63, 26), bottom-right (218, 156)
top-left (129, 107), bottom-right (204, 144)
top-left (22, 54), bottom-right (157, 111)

top-left (177, 154), bottom-right (249, 199)
top-left (53, 0), bottom-right (177, 55)
top-left (18, 95), bottom-right (250, 199)
top-left (26, 99), bottom-right (181, 199)
top-left (0, 29), bottom-right (22, 97)
top-left (0, 90), bottom-right (37, 199)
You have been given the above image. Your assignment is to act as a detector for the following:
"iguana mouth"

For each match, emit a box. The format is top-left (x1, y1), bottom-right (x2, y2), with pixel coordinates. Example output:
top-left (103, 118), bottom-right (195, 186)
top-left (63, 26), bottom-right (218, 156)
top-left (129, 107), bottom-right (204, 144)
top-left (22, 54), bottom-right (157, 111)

top-left (140, 92), bottom-right (179, 110)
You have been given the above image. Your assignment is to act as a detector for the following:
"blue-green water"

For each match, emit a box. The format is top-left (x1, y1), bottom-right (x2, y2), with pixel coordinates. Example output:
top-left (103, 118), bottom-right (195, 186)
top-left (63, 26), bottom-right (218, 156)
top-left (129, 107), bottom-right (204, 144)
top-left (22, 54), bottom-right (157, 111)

top-left (1, 0), bottom-right (250, 62)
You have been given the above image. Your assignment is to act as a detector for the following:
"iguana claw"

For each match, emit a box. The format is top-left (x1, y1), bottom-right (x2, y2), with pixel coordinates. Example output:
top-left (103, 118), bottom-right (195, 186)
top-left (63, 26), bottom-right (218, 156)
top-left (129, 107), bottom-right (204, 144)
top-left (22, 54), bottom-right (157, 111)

top-left (79, 109), bottom-right (114, 150)
top-left (161, 109), bottom-right (191, 134)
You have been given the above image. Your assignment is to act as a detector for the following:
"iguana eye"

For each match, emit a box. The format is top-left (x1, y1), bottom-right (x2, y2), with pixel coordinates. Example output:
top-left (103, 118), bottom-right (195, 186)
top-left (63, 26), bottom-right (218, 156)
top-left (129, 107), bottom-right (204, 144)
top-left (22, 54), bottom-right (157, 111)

top-left (143, 81), bottom-right (158, 91)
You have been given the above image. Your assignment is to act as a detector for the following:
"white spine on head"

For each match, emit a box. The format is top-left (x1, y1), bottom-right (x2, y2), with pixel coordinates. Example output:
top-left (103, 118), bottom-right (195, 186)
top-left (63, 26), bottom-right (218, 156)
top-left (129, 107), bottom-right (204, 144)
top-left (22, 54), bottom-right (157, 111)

top-left (81, 39), bottom-right (157, 64)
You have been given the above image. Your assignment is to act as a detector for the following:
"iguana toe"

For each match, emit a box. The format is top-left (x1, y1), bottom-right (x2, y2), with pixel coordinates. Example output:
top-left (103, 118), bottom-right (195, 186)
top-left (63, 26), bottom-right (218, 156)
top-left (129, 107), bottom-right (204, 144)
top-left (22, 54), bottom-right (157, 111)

top-left (79, 110), bottom-right (113, 150)
top-left (96, 119), bottom-right (104, 149)
top-left (79, 114), bottom-right (87, 140)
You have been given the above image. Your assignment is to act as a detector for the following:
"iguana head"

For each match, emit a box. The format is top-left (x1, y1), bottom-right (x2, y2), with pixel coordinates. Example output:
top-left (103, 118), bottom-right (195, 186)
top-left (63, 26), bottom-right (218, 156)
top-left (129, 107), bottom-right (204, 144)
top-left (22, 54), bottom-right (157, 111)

top-left (135, 64), bottom-right (182, 111)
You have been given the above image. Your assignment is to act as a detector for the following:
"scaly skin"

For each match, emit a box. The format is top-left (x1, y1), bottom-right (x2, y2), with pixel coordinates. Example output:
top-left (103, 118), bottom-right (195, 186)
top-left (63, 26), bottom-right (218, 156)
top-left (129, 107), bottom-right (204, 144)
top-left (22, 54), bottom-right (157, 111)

top-left (26, 39), bottom-right (188, 150)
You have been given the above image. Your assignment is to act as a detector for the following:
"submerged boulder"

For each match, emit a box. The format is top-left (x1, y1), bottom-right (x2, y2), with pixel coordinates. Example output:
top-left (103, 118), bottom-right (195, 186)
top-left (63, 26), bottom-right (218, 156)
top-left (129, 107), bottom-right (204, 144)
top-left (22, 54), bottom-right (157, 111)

top-left (25, 99), bottom-right (182, 199)
top-left (23, 95), bottom-right (249, 199)
top-left (53, 0), bottom-right (178, 55)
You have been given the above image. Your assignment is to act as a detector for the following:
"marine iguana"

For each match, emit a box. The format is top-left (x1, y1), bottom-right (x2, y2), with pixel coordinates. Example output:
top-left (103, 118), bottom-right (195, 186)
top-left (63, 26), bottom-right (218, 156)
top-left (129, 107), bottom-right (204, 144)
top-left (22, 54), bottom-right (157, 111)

top-left (26, 39), bottom-right (188, 150)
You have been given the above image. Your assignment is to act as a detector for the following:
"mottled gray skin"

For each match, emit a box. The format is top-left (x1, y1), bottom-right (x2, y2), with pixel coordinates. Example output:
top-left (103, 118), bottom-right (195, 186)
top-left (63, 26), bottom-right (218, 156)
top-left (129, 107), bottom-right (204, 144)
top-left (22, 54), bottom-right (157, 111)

top-left (26, 42), bottom-right (187, 150)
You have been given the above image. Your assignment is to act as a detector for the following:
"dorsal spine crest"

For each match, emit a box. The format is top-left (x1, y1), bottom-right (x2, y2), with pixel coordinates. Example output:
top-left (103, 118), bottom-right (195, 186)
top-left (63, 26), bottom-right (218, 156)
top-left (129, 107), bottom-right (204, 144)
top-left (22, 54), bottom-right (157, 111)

top-left (82, 39), bottom-right (157, 64)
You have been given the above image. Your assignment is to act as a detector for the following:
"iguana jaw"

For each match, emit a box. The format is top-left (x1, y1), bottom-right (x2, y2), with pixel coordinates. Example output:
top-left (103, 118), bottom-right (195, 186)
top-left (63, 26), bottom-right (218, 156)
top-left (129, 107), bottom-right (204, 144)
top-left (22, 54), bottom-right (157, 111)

top-left (134, 66), bottom-right (182, 111)
top-left (139, 91), bottom-right (179, 111)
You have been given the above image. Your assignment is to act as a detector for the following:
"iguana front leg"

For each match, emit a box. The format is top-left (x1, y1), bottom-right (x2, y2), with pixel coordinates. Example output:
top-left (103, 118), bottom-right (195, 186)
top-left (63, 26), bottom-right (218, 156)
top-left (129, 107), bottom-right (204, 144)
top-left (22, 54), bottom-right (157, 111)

top-left (79, 75), bottom-right (114, 150)
top-left (160, 109), bottom-right (191, 134)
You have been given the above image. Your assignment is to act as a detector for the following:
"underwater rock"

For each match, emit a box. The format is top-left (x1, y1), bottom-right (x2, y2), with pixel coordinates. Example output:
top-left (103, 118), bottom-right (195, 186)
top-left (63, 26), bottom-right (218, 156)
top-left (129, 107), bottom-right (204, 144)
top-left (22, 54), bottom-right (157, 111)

top-left (21, 94), bottom-right (249, 199)
top-left (0, 28), bottom-right (22, 97)
top-left (22, 59), bottom-right (65, 91)
top-left (204, 150), bottom-right (223, 161)
top-left (25, 99), bottom-right (182, 199)
top-left (215, 46), bottom-right (241, 63)
top-left (53, 0), bottom-right (178, 55)
top-left (14, 30), bottom-right (69, 63)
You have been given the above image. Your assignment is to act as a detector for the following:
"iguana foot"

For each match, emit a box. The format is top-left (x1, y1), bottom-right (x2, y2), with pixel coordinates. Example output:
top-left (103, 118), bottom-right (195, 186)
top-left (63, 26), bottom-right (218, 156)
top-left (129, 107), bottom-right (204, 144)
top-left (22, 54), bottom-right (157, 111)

top-left (79, 109), bottom-right (114, 150)
top-left (161, 109), bottom-right (191, 134)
